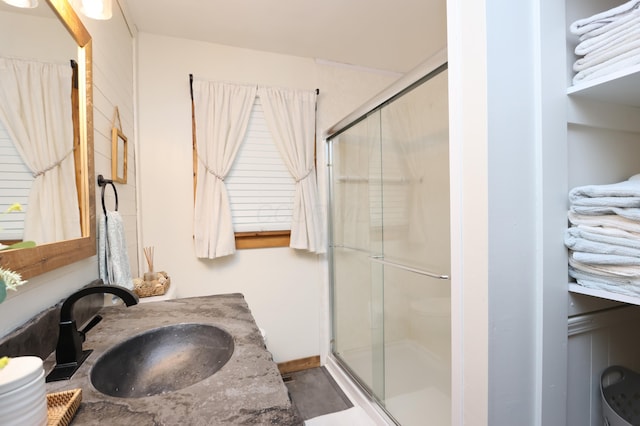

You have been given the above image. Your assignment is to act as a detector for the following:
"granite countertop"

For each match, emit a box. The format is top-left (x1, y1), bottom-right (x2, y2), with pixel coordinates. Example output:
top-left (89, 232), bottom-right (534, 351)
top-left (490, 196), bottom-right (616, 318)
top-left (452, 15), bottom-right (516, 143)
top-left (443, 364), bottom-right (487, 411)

top-left (44, 293), bottom-right (302, 425)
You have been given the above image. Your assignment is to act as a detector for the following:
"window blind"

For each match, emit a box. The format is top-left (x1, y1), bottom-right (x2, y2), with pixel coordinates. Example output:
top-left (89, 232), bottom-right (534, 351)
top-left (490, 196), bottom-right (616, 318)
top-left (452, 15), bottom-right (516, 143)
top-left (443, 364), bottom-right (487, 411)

top-left (0, 119), bottom-right (31, 240)
top-left (225, 98), bottom-right (295, 233)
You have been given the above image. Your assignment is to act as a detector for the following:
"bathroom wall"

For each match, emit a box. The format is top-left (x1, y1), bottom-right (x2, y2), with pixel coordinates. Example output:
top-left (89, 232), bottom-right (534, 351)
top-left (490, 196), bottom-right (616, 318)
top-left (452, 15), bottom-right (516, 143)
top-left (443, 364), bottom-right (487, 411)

top-left (135, 32), bottom-right (398, 362)
top-left (0, 3), bottom-right (137, 338)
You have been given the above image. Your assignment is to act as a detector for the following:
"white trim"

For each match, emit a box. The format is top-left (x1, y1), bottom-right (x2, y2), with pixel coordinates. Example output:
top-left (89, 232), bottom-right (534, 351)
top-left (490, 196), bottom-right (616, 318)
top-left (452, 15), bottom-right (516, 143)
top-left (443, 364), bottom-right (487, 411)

top-left (568, 305), bottom-right (640, 336)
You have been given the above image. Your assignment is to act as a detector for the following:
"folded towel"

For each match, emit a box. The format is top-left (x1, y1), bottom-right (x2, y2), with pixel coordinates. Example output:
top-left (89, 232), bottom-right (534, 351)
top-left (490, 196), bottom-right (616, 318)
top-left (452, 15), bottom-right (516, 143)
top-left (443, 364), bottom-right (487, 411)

top-left (569, 266), bottom-right (640, 297)
top-left (570, 255), bottom-right (640, 278)
top-left (576, 13), bottom-right (640, 55)
top-left (565, 231), bottom-right (640, 256)
top-left (578, 7), bottom-right (640, 41)
top-left (569, 174), bottom-right (640, 201)
top-left (568, 211), bottom-right (640, 233)
top-left (571, 251), bottom-right (640, 265)
top-left (98, 211), bottom-right (133, 290)
top-left (572, 224), bottom-right (640, 242)
top-left (570, 0), bottom-right (640, 36)
top-left (573, 46), bottom-right (640, 83)
top-left (570, 205), bottom-right (640, 220)
top-left (569, 196), bottom-right (640, 208)
top-left (574, 36), bottom-right (640, 71)
top-left (567, 226), bottom-right (640, 250)
top-left (570, 265), bottom-right (640, 285)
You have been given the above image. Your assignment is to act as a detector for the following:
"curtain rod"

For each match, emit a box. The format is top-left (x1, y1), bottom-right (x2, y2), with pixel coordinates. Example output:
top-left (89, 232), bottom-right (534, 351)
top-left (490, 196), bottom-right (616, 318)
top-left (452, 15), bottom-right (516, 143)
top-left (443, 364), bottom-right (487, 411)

top-left (188, 74), bottom-right (318, 99)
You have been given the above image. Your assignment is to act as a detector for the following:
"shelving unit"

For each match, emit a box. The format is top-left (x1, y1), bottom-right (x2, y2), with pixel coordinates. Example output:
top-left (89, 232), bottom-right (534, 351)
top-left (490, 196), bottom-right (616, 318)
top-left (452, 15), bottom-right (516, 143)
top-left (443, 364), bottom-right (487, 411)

top-left (564, 0), bottom-right (640, 309)
top-left (562, 1), bottom-right (640, 423)
top-left (569, 282), bottom-right (640, 306)
top-left (566, 68), bottom-right (640, 307)
top-left (567, 63), bottom-right (640, 107)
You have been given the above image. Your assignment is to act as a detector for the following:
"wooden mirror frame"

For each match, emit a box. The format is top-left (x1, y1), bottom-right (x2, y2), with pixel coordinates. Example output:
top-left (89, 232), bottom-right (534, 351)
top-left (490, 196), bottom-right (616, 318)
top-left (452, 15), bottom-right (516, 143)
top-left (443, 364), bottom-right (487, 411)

top-left (0, 0), bottom-right (95, 279)
top-left (111, 127), bottom-right (127, 184)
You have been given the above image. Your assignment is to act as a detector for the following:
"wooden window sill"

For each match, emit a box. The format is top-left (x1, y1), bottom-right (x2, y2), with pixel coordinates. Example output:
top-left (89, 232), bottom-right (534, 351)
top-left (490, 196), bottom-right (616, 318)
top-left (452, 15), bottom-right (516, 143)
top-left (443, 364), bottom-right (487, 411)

top-left (235, 230), bottom-right (290, 249)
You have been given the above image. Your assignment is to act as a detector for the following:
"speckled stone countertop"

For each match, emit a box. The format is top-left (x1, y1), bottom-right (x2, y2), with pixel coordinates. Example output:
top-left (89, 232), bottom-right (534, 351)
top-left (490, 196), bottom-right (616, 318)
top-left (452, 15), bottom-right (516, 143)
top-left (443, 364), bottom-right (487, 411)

top-left (44, 293), bottom-right (303, 425)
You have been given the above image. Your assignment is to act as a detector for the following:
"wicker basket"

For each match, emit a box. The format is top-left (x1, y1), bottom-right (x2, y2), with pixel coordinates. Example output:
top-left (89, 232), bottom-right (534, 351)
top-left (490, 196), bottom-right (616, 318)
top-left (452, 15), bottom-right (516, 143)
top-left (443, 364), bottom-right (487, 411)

top-left (601, 365), bottom-right (640, 426)
top-left (47, 388), bottom-right (82, 426)
top-left (133, 271), bottom-right (170, 298)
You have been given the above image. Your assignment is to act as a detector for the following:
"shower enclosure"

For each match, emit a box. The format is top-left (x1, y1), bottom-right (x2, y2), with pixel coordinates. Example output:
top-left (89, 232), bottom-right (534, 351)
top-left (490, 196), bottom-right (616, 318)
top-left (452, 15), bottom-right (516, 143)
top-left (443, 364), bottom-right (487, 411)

top-left (326, 56), bottom-right (450, 425)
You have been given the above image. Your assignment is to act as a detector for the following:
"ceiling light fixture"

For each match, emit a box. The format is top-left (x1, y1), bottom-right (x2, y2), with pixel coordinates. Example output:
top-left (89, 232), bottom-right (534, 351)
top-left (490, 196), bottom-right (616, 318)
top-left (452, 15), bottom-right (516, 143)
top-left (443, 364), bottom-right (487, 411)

top-left (80, 0), bottom-right (112, 20)
top-left (1, 0), bottom-right (38, 8)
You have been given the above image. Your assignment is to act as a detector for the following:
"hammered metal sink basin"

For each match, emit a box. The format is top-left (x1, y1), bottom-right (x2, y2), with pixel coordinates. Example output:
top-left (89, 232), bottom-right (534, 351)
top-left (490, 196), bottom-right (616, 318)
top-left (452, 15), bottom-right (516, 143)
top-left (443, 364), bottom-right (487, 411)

top-left (90, 323), bottom-right (234, 398)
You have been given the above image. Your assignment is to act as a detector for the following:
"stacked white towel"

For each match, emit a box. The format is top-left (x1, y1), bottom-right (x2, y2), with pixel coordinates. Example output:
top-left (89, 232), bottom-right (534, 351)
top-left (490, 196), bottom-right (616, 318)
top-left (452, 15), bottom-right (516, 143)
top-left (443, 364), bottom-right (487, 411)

top-left (566, 174), bottom-right (640, 296)
top-left (570, 0), bottom-right (640, 85)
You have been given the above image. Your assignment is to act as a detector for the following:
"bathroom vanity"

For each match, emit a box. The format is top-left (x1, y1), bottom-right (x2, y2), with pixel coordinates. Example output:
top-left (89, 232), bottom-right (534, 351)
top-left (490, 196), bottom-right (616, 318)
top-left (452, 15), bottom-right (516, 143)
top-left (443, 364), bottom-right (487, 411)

top-left (43, 293), bottom-right (302, 425)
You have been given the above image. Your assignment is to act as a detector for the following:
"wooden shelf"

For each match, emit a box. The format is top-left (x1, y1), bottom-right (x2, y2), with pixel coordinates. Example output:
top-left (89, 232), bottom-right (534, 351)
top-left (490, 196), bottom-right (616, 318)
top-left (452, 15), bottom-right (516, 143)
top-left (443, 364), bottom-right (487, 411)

top-left (567, 63), bottom-right (640, 107)
top-left (569, 282), bottom-right (640, 306)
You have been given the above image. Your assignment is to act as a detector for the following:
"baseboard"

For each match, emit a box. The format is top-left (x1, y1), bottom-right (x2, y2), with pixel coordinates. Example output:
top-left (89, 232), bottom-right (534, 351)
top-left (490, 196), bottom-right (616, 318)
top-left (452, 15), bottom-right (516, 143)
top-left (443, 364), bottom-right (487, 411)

top-left (277, 355), bottom-right (321, 375)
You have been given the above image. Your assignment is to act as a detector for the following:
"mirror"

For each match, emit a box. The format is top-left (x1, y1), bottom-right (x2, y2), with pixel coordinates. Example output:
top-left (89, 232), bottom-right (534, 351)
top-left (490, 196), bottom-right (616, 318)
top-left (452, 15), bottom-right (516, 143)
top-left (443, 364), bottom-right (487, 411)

top-left (111, 107), bottom-right (127, 184)
top-left (0, 0), bottom-right (95, 279)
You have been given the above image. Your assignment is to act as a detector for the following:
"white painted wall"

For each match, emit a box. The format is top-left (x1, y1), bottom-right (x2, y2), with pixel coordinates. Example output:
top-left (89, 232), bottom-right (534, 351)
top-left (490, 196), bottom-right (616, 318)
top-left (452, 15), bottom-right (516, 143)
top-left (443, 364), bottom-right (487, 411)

top-left (0, 3), bottom-right (136, 337)
top-left (135, 32), bottom-right (397, 362)
top-left (447, 0), bottom-right (489, 423)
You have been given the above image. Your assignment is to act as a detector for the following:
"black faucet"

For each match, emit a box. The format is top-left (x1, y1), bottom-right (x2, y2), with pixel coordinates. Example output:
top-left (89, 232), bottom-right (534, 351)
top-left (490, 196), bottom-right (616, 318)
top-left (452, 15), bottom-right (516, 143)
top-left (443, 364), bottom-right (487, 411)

top-left (45, 283), bottom-right (138, 382)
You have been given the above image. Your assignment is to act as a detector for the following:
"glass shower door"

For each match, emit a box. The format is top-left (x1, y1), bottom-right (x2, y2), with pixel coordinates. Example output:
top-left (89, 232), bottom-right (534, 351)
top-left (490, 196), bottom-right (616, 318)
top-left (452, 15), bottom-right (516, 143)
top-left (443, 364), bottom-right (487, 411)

top-left (379, 69), bottom-right (450, 425)
top-left (330, 110), bottom-right (385, 401)
top-left (329, 65), bottom-right (450, 425)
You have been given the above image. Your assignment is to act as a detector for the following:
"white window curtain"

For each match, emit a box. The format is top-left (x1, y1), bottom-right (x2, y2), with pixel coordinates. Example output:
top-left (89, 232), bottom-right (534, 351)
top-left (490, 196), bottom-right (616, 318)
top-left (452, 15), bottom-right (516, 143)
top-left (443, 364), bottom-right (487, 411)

top-left (0, 57), bottom-right (80, 244)
top-left (193, 80), bottom-right (257, 259)
top-left (258, 87), bottom-right (324, 253)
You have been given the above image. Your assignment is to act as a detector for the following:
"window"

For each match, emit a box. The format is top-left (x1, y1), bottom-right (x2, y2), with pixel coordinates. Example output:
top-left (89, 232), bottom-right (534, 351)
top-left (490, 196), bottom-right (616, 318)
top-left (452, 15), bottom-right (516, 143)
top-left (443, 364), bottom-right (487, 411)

top-left (225, 98), bottom-right (296, 248)
top-left (191, 80), bottom-right (322, 258)
top-left (0, 118), bottom-right (31, 242)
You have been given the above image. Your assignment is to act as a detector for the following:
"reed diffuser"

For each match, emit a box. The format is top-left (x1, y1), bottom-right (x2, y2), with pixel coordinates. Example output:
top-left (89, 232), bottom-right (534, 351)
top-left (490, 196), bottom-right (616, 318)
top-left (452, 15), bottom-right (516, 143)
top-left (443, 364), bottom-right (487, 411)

top-left (143, 246), bottom-right (155, 281)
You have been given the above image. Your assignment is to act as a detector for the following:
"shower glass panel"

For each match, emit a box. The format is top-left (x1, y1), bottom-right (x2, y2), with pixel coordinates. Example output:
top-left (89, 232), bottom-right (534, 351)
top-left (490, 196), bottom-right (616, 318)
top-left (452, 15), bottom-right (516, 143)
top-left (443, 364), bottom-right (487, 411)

top-left (331, 110), bottom-right (385, 400)
top-left (329, 66), bottom-right (450, 425)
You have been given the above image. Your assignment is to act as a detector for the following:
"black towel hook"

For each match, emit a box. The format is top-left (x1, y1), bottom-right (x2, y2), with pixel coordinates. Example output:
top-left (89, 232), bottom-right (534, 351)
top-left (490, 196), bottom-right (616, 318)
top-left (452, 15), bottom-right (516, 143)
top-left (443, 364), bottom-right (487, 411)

top-left (97, 174), bottom-right (118, 216)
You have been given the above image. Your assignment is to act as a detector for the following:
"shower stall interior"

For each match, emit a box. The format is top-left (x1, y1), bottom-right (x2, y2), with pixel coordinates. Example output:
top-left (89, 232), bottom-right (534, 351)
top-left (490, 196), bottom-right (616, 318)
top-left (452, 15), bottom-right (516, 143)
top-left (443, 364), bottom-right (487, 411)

top-left (326, 56), bottom-right (451, 425)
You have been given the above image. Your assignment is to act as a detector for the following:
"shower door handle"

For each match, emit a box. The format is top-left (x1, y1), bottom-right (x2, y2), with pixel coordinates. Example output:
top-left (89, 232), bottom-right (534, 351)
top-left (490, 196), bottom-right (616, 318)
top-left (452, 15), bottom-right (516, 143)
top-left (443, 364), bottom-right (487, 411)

top-left (368, 256), bottom-right (449, 280)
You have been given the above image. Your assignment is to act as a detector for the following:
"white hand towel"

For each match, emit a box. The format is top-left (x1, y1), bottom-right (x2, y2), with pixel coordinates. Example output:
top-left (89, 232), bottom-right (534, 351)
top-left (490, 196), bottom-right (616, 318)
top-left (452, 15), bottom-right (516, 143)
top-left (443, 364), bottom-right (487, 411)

top-left (569, 174), bottom-right (640, 201)
top-left (570, 0), bottom-right (640, 36)
top-left (570, 196), bottom-right (640, 208)
top-left (570, 266), bottom-right (640, 284)
top-left (569, 267), bottom-right (640, 297)
top-left (576, 13), bottom-right (640, 55)
top-left (578, 7), bottom-right (640, 41)
top-left (574, 224), bottom-right (640, 242)
top-left (574, 36), bottom-right (640, 71)
top-left (574, 37), bottom-right (640, 71)
top-left (98, 211), bottom-right (133, 290)
top-left (573, 47), bottom-right (640, 84)
top-left (570, 256), bottom-right (640, 278)
top-left (567, 226), bottom-right (640, 250)
top-left (568, 211), bottom-right (640, 234)
top-left (565, 231), bottom-right (640, 256)
top-left (569, 205), bottom-right (640, 221)
top-left (571, 251), bottom-right (640, 265)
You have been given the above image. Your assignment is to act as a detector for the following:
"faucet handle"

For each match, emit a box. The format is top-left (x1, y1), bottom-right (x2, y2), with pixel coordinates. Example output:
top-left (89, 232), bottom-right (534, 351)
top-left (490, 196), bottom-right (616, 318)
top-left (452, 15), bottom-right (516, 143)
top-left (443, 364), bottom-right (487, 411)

top-left (78, 315), bottom-right (102, 342)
